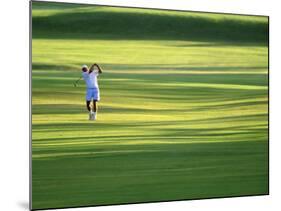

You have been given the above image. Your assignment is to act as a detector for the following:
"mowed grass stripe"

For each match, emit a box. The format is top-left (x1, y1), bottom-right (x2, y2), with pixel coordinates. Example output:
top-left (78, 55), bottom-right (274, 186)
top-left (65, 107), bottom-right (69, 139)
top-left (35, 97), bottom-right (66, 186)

top-left (31, 2), bottom-right (268, 209)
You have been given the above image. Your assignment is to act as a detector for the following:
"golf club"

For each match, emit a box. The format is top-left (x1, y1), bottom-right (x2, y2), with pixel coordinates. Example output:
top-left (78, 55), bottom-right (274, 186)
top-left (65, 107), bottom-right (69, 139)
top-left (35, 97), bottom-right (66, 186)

top-left (73, 76), bottom-right (82, 87)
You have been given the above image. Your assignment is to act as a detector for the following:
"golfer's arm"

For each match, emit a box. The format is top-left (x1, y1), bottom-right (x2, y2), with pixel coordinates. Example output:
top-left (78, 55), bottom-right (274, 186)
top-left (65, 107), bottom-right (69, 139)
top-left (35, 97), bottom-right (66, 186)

top-left (89, 64), bottom-right (95, 73)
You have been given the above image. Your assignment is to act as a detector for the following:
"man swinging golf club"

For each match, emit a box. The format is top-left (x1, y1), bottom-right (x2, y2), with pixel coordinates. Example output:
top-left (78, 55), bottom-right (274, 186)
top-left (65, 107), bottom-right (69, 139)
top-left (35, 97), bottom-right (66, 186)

top-left (81, 63), bottom-right (102, 120)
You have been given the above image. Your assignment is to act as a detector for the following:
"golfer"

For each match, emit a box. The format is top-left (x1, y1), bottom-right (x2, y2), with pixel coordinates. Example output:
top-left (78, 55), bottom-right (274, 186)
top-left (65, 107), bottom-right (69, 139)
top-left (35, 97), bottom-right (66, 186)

top-left (82, 63), bottom-right (103, 120)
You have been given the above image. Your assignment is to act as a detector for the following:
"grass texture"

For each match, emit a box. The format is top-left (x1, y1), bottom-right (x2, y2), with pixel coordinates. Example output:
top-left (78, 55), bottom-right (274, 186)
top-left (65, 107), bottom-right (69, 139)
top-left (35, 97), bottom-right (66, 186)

top-left (32, 1), bottom-right (269, 209)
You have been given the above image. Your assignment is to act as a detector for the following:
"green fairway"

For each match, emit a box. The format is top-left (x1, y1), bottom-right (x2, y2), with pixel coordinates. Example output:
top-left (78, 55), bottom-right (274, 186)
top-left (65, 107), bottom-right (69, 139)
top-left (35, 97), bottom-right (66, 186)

top-left (32, 2), bottom-right (269, 210)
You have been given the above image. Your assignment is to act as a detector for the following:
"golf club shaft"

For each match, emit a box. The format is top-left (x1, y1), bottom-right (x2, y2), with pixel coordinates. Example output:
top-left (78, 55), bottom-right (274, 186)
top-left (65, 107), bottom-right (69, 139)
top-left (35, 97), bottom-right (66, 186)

top-left (74, 76), bottom-right (82, 86)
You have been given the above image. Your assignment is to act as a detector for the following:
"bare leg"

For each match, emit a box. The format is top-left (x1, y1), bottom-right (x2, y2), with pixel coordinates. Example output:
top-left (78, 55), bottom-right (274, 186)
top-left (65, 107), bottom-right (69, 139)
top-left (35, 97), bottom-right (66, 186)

top-left (93, 100), bottom-right (97, 112)
top-left (86, 101), bottom-right (91, 112)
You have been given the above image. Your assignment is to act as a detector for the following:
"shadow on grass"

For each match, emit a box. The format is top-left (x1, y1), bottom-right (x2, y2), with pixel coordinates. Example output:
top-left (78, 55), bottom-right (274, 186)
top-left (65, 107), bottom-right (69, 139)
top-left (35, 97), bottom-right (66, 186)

top-left (100, 64), bottom-right (268, 72)
top-left (33, 127), bottom-right (266, 139)
top-left (32, 97), bottom-right (268, 115)
top-left (32, 5), bottom-right (268, 44)
top-left (32, 113), bottom-right (268, 133)
top-left (32, 63), bottom-right (76, 71)
top-left (32, 127), bottom-right (267, 145)
top-left (32, 1), bottom-right (92, 10)
top-left (32, 62), bottom-right (268, 89)
top-left (33, 63), bottom-right (268, 72)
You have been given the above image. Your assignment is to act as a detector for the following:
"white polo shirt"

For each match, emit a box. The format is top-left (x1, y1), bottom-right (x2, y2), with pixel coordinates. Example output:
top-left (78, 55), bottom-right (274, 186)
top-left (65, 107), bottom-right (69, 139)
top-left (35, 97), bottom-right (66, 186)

top-left (82, 70), bottom-right (99, 89)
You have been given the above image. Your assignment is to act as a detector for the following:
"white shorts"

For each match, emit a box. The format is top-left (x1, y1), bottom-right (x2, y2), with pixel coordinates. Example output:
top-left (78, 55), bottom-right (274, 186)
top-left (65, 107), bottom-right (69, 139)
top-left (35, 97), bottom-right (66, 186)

top-left (86, 88), bottom-right (100, 101)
